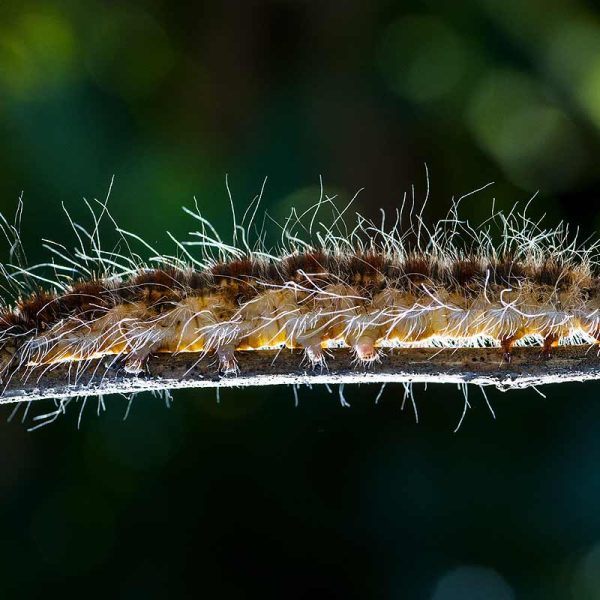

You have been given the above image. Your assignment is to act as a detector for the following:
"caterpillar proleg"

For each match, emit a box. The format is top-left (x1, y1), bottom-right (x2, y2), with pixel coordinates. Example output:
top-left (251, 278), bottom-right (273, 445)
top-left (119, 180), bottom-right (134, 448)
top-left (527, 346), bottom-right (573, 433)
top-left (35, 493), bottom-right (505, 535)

top-left (1, 179), bottom-right (600, 406)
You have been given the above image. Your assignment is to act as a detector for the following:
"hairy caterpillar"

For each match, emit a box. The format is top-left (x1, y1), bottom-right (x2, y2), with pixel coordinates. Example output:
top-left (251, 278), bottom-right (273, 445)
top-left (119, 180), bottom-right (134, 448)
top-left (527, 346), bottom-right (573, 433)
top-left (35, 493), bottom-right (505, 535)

top-left (0, 178), bottom-right (599, 405)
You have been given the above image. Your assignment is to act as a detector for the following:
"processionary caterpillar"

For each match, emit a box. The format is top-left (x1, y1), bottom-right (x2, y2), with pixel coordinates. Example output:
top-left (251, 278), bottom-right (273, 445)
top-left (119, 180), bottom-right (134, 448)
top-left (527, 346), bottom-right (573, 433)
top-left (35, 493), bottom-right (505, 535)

top-left (1, 179), bottom-right (600, 410)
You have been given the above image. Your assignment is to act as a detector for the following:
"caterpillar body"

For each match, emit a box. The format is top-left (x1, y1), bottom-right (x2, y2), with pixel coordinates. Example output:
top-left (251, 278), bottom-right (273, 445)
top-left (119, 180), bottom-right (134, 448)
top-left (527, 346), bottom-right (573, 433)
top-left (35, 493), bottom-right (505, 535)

top-left (0, 183), bottom-right (599, 391)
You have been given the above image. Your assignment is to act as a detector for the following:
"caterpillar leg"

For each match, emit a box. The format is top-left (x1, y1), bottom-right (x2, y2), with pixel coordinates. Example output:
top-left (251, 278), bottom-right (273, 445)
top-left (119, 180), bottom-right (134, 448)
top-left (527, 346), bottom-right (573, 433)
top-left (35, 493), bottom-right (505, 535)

top-left (542, 333), bottom-right (560, 359)
top-left (291, 331), bottom-right (326, 369)
top-left (352, 334), bottom-right (380, 363)
top-left (304, 340), bottom-right (326, 369)
top-left (500, 334), bottom-right (521, 364)
top-left (122, 331), bottom-right (164, 375)
top-left (124, 348), bottom-right (153, 374)
top-left (283, 314), bottom-right (328, 369)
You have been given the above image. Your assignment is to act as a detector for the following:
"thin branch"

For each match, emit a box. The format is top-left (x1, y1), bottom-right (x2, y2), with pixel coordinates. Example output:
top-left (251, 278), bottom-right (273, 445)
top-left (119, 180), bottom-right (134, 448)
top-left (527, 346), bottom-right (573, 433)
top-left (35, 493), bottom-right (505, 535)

top-left (1, 345), bottom-right (600, 404)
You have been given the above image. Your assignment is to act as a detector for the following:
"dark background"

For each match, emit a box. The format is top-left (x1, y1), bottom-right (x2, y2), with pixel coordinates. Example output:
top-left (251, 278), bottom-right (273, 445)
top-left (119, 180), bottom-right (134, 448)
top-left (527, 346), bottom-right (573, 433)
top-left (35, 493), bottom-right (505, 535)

top-left (1, 1), bottom-right (600, 598)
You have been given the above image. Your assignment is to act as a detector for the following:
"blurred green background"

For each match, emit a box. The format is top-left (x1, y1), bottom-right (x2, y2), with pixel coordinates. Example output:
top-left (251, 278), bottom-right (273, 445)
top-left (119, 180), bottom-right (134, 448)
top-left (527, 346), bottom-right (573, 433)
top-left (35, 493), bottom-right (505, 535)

top-left (2, 0), bottom-right (600, 598)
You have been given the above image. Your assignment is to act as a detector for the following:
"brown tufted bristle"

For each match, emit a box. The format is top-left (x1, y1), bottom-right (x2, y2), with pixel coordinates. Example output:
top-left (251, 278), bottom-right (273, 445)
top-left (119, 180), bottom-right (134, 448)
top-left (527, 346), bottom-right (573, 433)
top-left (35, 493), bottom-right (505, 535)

top-left (489, 257), bottom-right (527, 286)
top-left (210, 260), bottom-right (265, 305)
top-left (56, 280), bottom-right (113, 319)
top-left (17, 291), bottom-right (61, 331)
top-left (186, 270), bottom-right (212, 291)
top-left (280, 252), bottom-right (335, 288)
top-left (282, 252), bottom-right (330, 276)
top-left (262, 262), bottom-right (280, 284)
top-left (119, 269), bottom-right (188, 307)
top-left (211, 258), bottom-right (263, 282)
top-left (130, 269), bottom-right (186, 291)
top-left (450, 257), bottom-right (486, 292)
top-left (533, 261), bottom-right (574, 290)
top-left (346, 252), bottom-right (386, 288)
top-left (396, 255), bottom-right (440, 287)
top-left (0, 310), bottom-right (27, 334)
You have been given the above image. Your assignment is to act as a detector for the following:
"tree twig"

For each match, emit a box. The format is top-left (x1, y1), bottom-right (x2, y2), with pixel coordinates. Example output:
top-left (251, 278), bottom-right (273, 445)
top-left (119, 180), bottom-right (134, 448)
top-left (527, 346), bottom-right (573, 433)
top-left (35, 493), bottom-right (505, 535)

top-left (1, 345), bottom-right (600, 404)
